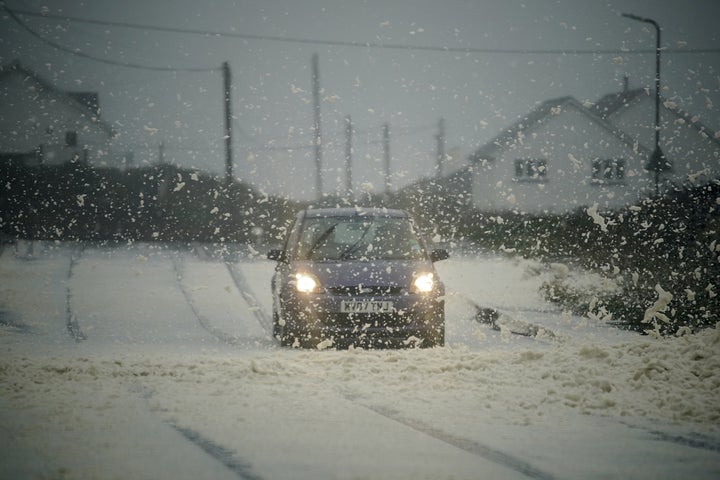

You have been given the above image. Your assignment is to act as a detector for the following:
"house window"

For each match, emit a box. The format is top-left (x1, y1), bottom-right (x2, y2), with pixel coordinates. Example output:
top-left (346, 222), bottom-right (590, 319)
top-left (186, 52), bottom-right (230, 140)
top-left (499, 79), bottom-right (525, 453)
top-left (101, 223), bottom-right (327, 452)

top-left (591, 159), bottom-right (625, 184)
top-left (514, 159), bottom-right (547, 182)
top-left (65, 131), bottom-right (78, 147)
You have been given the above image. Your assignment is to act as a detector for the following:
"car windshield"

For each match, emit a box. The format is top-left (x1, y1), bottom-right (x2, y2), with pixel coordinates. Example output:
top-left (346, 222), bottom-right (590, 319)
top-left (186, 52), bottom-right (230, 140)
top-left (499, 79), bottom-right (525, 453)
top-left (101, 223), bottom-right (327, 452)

top-left (296, 216), bottom-right (424, 261)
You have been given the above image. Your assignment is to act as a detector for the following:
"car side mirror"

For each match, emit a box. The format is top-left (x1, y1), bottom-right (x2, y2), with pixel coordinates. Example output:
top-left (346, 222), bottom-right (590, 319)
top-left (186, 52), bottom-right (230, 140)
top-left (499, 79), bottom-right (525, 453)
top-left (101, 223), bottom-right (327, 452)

top-left (267, 249), bottom-right (287, 262)
top-left (430, 249), bottom-right (449, 262)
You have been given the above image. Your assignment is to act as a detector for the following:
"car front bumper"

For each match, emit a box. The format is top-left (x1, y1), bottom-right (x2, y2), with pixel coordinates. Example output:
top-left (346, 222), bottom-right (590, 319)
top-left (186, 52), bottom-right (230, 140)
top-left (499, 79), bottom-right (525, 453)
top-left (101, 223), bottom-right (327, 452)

top-left (279, 291), bottom-right (445, 348)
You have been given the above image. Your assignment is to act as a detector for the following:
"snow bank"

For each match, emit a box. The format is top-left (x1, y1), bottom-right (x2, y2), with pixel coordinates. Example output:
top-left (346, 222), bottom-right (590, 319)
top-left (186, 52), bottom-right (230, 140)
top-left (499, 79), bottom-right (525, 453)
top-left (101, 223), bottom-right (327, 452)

top-left (2, 323), bottom-right (718, 432)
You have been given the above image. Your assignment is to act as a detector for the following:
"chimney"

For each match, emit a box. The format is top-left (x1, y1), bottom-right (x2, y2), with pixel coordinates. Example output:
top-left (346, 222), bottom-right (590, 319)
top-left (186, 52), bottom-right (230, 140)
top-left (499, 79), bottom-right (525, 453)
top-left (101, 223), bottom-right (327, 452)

top-left (623, 75), bottom-right (630, 93)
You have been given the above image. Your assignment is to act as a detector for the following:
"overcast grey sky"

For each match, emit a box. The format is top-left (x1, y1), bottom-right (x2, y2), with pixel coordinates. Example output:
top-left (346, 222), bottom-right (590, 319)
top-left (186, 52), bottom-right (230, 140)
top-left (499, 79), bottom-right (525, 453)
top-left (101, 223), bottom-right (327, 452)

top-left (2, 0), bottom-right (719, 200)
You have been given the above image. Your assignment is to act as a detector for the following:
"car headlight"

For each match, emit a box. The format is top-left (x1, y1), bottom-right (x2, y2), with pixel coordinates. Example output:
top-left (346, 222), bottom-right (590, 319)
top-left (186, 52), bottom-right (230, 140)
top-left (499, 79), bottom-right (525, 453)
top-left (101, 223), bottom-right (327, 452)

top-left (412, 272), bottom-right (435, 293)
top-left (294, 272), bottom-right (319, 293)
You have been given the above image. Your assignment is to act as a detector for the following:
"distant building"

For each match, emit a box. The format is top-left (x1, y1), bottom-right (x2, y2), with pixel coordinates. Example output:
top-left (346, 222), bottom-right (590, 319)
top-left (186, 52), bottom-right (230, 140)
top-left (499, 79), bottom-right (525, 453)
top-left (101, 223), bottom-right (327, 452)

top-left (468, 96), bottom-right (654, 214)
top-left (594, 83), bottom-right (720, 189)
top-left (467, 89), bottom-right (720, 215)
top-left (0, 60), bottom-right (116, 167)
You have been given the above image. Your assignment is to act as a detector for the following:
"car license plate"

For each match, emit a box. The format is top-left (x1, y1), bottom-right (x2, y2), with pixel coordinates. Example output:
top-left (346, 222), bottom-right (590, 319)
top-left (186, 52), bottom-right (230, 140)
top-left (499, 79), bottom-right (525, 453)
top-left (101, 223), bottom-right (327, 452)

top-left (341, 301), bottom-right (394, 313)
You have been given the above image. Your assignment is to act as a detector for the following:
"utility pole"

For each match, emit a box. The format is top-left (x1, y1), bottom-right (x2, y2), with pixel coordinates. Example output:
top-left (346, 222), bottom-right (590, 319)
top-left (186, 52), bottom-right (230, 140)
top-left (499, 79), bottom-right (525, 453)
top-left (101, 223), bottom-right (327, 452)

top-left (344, 115), bottom-right (353, 196)
top-left (383, 123), bottom-right (391, 194)
top-left (312, 53), bottom-right (323, 200)
top-left (222, 61), bottom-right (233, 186)
top-left (436, 117), bottom-right (445, 178)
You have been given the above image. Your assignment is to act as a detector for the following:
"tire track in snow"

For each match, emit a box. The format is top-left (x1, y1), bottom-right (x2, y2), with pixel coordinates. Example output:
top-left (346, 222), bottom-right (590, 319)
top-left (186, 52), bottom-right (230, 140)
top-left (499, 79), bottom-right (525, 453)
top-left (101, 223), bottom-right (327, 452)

top-left (224, 262), bottom-right (272, 335)
top-left (0, 309), bottom-right (31, 334)
top-left (131, 382), bottom-right (264, 480)
top-left (620, 420), bottom-right (720, 453)
top-left (173, 426), bottom-right (264, 480)
top-left (345, 394), bottom-right (557, 480)
top-left (171, 254), bottom-right (251, 346)
top-left (65, 245), bottom-right (86, 342)
top-left (16, 240), bottom-right (86, 341)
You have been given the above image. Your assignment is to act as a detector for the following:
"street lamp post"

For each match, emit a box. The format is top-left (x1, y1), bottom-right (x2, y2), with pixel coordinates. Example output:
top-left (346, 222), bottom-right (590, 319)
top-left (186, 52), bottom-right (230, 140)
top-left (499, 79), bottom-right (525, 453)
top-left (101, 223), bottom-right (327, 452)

top-left (622, 13), bottom-right (670, 196)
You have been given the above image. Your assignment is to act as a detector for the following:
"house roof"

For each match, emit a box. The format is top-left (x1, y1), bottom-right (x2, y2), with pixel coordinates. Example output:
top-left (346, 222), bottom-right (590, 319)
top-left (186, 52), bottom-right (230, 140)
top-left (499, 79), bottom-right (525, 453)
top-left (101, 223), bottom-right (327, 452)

top-left (592, 88), bottom-right (647, 118)
top-left (469, 96), bottom-right (646, 163)
top-left (594, 86), bottom-right (720, 149)
top-left (67, 92), bottom-right (101, 117)
top-left (0, 59), bottom-right (114, 137)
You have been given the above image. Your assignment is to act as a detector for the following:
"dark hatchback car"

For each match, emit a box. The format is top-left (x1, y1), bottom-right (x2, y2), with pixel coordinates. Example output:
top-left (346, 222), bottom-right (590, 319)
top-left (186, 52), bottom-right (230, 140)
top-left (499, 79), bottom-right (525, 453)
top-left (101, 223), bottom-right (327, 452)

top-left (268, 208), bottom-right (449, 349)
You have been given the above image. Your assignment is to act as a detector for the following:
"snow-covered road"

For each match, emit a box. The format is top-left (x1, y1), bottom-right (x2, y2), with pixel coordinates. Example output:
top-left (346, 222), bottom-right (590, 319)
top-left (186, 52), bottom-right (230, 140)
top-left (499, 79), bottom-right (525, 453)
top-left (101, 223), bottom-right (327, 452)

top-left (1, 241), bottom-right (718, 479)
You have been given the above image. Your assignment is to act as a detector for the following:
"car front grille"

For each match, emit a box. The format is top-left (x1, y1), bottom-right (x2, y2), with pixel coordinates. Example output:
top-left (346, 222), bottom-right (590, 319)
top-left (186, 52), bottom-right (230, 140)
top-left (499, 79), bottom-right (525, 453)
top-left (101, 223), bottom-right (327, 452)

top-left (325, 285), bottom-right (404, 296)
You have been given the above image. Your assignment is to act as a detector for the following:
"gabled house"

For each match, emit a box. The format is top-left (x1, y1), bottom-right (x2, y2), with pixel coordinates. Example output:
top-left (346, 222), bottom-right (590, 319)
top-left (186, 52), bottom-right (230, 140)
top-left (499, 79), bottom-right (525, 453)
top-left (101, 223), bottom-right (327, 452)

top-left (0, 60), bottom-right (116, 167)
top-left (468, 96), bottom-right (654, 214)
top-left (594, 84), bottom-right (720, 188)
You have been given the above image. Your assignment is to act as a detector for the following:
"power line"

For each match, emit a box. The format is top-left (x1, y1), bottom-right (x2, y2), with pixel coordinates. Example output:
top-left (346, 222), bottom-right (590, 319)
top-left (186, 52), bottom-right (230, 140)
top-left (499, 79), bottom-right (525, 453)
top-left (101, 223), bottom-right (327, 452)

top-left (8, 6), bottom-right (720, 56)
top-left (3, 5), bottom-right (219, 72)
top-left (233, 118), bottom-right (436, 152)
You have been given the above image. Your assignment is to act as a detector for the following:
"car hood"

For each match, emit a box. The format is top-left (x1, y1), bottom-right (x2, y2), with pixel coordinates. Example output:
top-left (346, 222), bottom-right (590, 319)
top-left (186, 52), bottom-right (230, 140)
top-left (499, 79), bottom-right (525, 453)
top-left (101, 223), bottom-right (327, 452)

top-left (292, 259), bottom-right (434, 288)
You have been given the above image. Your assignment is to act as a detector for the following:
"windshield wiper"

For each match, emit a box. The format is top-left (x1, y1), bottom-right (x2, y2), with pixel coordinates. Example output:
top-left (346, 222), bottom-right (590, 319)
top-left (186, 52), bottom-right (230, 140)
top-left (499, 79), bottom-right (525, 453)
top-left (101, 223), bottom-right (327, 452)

top-left (305, 222), bottom-right (339, 259)
top-left (340, 221), bottom-right (374, 259)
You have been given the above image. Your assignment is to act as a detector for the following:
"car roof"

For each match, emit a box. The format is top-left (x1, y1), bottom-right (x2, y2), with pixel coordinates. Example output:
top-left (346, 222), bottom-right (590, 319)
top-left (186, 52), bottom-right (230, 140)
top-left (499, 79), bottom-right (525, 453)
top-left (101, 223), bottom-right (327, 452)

top-left (300, 207), bottom-right (409, 219)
